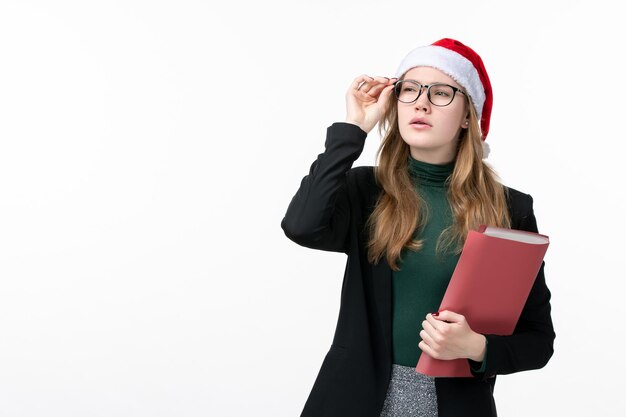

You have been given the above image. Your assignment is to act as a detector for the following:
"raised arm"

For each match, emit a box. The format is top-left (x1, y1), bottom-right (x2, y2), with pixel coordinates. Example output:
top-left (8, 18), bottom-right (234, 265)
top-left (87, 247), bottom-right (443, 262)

top-left (280, 75), bottom-right (396, 253)
top-left (280, 123), bottom-right (366, 253)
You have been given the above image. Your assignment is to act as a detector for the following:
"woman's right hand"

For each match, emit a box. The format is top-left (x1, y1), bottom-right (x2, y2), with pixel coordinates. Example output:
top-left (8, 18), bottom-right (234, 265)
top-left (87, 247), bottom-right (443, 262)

top-left (345, 75), bottom-right (397, 134)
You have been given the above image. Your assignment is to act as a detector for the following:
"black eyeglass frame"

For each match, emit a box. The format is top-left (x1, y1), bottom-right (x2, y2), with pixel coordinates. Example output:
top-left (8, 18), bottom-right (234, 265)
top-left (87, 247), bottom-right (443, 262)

top-left (393, 79), bottom-right (467, 106)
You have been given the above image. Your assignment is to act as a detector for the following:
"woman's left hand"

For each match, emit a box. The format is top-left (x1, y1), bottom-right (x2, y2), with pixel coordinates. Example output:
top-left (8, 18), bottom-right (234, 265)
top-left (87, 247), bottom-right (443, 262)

top-left (418, 310), bottom-right (487, 362)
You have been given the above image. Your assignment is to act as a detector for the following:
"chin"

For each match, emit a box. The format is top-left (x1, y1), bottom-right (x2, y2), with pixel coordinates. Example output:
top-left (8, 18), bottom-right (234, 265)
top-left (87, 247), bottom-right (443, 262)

top-left (401, 137), bottom-right (457, 161)
top-left (399, 132), bottom-right (437, 148)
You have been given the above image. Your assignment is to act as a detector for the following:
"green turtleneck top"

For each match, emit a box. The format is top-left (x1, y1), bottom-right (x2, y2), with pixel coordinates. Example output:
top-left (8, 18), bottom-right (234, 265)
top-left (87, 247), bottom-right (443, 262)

top-left (392, 154), bottom-right (486, 373)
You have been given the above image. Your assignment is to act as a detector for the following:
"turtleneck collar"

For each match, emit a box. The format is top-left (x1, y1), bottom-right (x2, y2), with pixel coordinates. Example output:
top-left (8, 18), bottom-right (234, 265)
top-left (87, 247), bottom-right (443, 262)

top-left (407, 154), bottom-right (455, 188)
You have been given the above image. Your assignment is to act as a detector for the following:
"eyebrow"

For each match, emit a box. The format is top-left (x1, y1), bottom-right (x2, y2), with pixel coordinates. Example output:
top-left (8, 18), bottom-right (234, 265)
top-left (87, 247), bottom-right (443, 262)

top-left (402, 78), bottom-right (447, 85)
top-left (400, 78), bottom-right (463, 90)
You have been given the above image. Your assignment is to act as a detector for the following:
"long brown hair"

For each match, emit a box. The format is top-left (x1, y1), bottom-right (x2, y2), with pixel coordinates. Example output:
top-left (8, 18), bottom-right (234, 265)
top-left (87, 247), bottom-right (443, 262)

top-left (365, 84), bottom-right (511, 271)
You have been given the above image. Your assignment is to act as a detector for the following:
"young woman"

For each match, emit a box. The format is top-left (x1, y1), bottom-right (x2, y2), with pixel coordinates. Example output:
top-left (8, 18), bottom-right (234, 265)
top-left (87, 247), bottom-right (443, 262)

top-left (281, 38), bottom-right (555, 417)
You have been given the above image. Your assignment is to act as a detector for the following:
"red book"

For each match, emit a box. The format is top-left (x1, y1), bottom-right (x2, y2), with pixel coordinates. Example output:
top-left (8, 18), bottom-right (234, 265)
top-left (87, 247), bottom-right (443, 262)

top-left (415, 225), bottom-right (549, 377)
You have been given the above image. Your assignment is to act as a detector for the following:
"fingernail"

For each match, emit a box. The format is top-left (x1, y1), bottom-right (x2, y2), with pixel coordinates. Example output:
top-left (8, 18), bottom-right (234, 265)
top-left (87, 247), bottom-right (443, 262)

top-left (432, 312), bottom-right (439, 316)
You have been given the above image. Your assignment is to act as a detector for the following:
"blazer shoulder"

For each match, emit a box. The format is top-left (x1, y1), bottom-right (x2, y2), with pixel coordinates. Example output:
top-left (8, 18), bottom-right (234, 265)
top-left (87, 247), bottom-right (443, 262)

top-left (504, 185), bottom-right (535, 227)
top-left (504, 185), bottom-right (532, 205)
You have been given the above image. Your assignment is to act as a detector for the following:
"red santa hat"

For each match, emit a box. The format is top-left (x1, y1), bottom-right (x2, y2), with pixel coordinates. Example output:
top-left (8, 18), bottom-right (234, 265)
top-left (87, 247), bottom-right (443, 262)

top-left (395, 38), bottom-right (493, 144)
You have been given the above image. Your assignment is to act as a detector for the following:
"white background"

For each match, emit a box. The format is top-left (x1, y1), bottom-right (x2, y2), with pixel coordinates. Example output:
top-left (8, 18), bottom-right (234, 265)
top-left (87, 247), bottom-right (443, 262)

top-left (0, 0), bottom-right (624, 416)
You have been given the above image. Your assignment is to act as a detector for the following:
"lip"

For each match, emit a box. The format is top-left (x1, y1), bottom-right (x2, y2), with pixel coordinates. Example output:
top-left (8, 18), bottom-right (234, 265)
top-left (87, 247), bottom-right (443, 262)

top-left (409, 116), bottom-right (432, 127)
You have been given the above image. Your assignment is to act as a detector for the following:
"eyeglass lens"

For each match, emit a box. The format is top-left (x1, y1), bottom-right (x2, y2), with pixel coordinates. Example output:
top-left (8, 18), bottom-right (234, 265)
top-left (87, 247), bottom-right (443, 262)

top-left (394, 81), bottom-right (457, 106)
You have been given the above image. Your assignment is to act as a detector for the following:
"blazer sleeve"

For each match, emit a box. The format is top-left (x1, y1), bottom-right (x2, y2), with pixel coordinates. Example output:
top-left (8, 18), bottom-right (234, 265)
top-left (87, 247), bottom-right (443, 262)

top-left (471, 193), bottom-right (556, 380)
top-left (280, 122), bottom-right (367, 254)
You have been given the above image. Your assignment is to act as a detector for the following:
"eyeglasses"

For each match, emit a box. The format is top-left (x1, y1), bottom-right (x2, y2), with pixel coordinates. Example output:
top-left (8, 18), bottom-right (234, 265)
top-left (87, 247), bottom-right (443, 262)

top-left (393, 80), bottom-right (466, 107)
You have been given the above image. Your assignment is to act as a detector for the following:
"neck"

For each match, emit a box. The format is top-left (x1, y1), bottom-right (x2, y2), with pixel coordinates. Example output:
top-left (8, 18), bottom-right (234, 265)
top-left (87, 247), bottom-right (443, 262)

top-left (407, 153), bottom-right (455, 187)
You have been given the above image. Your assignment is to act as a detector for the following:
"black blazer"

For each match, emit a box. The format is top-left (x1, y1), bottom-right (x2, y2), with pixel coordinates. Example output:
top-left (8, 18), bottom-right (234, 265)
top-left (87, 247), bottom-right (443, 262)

top-left (281, 122), bottom-right (555, 417)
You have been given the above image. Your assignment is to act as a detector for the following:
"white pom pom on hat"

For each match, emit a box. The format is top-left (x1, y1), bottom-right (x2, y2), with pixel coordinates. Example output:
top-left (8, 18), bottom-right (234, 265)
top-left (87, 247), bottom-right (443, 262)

top-left (482, 141), bottom-right (490, 159)
top-left (395, 38), bottom-right (494, 158)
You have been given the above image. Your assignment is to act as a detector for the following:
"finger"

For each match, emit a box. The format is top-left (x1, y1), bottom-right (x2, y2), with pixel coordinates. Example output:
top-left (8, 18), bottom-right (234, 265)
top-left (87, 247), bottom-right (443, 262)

top-left (355, 75), bottom-right (395, 93)
top-left (358, 83), bottom-right (377, 94)
top-left (377, 83), bottom-right (395, 96)
top-left (418, 340), bottom-right (440, 359)
top-left (419, 329), bottom-right (438, 350)
top-left (371, 75), bottom-right (395, 84)
top-left (376, 84), bottom-right (396, 108)
top-left (435, 310), bottom-right (465, 324)
top-left (351, 74), bottom-right (374, 91)
top-left (426, 313), bottom-right (447, 333)
top-left (423, 319), bottom-right (447, 346)
top-left (362, 83), bottom-right (387, 98)
top-left (421, 319), bottom-right (439, 338)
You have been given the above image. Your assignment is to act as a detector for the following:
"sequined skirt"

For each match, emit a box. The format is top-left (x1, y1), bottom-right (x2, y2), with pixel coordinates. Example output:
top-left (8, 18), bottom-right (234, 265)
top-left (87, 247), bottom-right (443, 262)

top-left (379, 364), bottom-right (438, 417)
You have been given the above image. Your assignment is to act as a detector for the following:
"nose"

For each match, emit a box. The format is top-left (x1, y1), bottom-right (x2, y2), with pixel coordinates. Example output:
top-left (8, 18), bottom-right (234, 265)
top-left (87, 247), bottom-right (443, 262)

top-left (413, 86), bottom-right (430, 111)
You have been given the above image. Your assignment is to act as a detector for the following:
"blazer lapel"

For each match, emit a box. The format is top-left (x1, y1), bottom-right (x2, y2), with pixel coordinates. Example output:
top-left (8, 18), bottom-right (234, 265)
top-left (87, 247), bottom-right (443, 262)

top-left (372, 257), bottom-right (393, 359)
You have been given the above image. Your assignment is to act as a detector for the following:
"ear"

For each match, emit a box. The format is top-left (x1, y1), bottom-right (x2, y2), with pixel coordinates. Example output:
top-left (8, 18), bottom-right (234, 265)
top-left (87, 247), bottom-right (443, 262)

top-left (461, 110), bottom-right (470, 129)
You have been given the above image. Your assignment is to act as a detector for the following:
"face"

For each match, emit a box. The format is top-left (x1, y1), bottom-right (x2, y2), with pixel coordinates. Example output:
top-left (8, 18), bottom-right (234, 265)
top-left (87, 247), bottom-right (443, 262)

top-left (396, 67), bottom-right (469, 164)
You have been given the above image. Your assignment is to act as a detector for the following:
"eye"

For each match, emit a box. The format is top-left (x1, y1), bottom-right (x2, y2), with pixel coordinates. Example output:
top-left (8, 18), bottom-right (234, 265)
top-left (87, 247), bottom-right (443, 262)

top-left (431, 85), bottom-right (453, 97)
